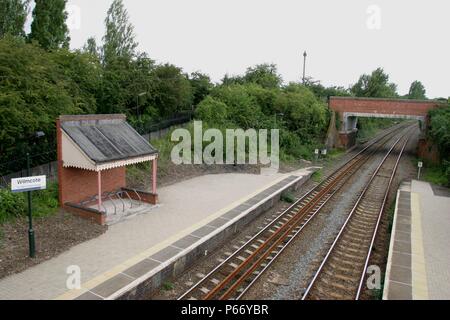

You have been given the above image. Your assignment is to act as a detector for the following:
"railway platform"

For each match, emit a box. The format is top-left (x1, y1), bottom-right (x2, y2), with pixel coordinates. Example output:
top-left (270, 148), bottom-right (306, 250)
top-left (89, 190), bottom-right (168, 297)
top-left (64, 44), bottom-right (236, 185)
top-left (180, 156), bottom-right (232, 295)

top-left (0, 168), bottom-right (315, 300)
top-left (383, 180), bottom-right (450, 300)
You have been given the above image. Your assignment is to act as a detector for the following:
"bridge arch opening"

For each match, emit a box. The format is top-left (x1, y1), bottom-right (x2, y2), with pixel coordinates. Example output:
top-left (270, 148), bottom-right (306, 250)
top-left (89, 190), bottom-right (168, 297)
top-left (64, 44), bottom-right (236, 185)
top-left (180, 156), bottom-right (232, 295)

top-left (326, 96), bottom-right (439, 149)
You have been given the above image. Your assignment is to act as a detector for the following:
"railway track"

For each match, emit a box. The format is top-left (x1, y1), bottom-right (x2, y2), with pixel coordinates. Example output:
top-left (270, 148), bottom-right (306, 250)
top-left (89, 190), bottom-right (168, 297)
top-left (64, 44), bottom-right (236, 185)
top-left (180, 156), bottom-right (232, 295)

top-left (178, 123), bottom-right (413, 301)
top-left (301, 125), bottom-right (414, 300)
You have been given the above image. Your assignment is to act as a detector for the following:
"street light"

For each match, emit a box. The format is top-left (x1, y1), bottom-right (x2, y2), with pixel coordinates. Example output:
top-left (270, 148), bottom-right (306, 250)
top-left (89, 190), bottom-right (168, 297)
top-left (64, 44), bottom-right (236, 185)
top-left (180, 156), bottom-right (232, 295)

top-left (274, 113), bottom-right (284, 127)
top-left (26, 131), bottom-right (45, 258)
top-left (136, 92), bottom-right (147, 131)
top-left (302, 51), bottom-right (307, 84)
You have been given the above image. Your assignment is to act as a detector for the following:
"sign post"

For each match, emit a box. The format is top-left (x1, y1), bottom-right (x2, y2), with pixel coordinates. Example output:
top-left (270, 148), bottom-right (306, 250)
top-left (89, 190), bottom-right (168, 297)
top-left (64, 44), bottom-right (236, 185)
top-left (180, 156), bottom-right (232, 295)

top-left (417, 161), bottom-right (423, 180)
top-left (314, 149), bottom-right (319, 163)
top-left (11, 154), bottom-right (46, 258)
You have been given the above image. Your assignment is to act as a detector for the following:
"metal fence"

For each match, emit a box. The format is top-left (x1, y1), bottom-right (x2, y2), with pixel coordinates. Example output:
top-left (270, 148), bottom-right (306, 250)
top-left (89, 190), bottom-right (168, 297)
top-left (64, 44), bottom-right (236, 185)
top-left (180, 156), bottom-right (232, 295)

top-left (1, 161), bottom-right (58, 188)
top-left (0, 113), bottom-right (193, 188)
top-left (135, 112), bottom-right (192, 135)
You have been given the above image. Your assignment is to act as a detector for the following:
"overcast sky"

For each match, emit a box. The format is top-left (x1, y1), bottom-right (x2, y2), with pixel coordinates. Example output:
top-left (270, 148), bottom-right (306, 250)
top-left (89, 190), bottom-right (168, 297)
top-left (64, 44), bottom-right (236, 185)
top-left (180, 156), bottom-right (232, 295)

top-left (34, 0), bottom-right (450, 98)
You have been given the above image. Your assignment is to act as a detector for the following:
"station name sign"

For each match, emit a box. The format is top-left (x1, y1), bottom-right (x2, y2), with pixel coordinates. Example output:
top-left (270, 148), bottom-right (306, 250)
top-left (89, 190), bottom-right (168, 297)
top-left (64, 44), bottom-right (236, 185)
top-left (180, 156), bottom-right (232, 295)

top-left (11, 175), bottom-right (47, 193)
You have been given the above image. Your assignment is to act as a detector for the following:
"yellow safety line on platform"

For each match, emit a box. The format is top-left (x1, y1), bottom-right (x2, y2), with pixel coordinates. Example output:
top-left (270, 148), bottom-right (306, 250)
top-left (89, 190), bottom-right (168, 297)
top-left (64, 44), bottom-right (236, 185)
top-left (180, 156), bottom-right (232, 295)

top-left (55, 171), bottom-right (311, 300)
top-left (411, 192), bottom-right (429, 300)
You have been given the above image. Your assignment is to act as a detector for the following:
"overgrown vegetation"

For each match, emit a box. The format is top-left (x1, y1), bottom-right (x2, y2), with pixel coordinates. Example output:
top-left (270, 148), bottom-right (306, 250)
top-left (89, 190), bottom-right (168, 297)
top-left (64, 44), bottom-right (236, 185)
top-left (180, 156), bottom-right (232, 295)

top-left (357, 118), bottom-right (400, 143)
top-left (426, 105), bottom-right (450, 186)
top-left (196, 74), bottom-right (331, 161)
top-left (422, 165), bottom-right (448, 187)
top-left (0, 0), bottom-right (445, 186)
top-left (312, 170), bottom-right (323, 183)
top-left (281, 191), bottom-right (296, 204)
top-left (0, 0), bottom-right (205, 174)
top-left (0, 187), bottom-right (26, 222)
top-left (162, 281), bottom-right (175, 291)
top-left (1, 0), bottom-right (439, 178)
top-left (0, 182), bottom-right (59, 223)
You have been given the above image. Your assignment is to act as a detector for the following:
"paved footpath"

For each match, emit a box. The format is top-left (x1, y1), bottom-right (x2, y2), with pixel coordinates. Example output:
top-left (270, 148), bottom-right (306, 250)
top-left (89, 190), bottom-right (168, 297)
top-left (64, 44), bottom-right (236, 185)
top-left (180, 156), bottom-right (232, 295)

top-left (0, 170), bottom-right (310, 300)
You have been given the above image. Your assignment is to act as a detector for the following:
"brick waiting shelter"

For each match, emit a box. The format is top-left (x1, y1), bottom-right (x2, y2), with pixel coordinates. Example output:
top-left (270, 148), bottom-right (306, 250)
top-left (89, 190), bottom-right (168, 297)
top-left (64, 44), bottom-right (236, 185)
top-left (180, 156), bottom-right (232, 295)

top-left (57, 114), bottom-right (159, 225)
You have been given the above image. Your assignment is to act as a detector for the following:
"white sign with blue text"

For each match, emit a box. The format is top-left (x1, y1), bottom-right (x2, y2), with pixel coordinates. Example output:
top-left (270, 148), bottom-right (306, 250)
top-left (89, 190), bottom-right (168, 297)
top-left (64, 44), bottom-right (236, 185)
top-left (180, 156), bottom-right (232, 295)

top-left (11, 175), bottom-right (47, 193)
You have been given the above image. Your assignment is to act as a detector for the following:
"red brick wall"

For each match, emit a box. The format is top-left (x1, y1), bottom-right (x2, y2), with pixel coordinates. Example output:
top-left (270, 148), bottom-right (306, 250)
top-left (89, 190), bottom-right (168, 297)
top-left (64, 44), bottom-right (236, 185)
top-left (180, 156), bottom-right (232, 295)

top-left (64, 203), bottom-right (106, 225)
top-left (123, 188), bottom-right (158, 205)
top-left (329, 97), bottom-right (438, 117)
top-left (338, 131), bottom-right (357, 149)
top-left (57, 119), bottom-right (126, 206)
top-left (418, 138), bottom-right (440, 164)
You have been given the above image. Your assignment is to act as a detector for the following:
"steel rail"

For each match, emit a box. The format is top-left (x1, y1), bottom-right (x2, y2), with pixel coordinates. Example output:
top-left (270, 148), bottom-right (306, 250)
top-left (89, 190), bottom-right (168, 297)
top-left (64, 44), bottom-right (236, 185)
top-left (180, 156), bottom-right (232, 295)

top-left (221, 126), bottom-right (412, 300)
top-left (178, 123), bottom-right (409, 300)
top-left (225, 126), bottom-right (414, 300)
top-left (354, 128), bottom-right (413, 299)
top-left (301, 126), bottom-right (414, 300)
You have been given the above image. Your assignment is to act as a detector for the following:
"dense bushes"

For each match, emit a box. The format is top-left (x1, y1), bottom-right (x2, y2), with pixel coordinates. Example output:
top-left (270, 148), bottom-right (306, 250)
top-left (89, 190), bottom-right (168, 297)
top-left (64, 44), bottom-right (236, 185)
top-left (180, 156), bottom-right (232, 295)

top-left (0, 182), bottom-right (59, 223)
top-left (356, 118), bottom-right (399, 142)
top-left (196, 96), bottom-right (228, 125)
top-left (195, 67), bottom-right (330, 162)
top-left (0, 188), bottom-right (26, 222)
top-left (0, 36), bottom-right (198, 174)
top-left (0, 36), bottom-right (102, 171)
top-left (428, 106), bottom-right (450, 160)
top-left (427, 105), bottom-right (450, 186)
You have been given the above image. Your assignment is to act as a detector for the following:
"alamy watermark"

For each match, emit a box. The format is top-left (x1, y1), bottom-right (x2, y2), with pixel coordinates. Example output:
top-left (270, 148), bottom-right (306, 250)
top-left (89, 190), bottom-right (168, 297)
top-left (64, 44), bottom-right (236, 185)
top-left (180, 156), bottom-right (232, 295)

top-left (366, 264), bottom-right (381, 290)
top-left (170, 121), bottom-right (280, 170)
top-left (67, 5), bottom-right (81, 31)
top-left (66, 265), bottom-right (81, 290)
top-left (366, 4), bottom-right (382, 30)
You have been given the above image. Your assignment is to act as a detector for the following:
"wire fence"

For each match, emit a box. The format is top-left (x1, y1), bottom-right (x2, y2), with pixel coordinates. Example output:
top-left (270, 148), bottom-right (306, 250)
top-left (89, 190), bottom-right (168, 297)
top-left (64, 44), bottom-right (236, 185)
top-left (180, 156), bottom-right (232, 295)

top-left (0, 112), bottom-right (193, 188)
top-left (135, 111), bottom-right (192, 135)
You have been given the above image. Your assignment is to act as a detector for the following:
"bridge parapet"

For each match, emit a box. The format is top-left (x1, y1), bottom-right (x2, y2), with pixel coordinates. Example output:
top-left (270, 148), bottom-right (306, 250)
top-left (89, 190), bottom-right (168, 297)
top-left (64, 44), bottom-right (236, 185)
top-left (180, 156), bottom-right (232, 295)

top-left (327, 96), bottom-right (439, 149)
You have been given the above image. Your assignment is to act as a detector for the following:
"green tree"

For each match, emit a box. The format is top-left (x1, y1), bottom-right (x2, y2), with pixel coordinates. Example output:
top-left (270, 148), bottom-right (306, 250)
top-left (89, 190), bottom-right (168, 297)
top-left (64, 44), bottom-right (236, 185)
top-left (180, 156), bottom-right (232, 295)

top-left (351, 68), bottom-right (398, 98)
top-left (222, 73), bottom-right (244, 86)
top-left (278, 83), bottom-right (329, 140)
top-left (195, 96), bottom-right (228, 125)
top-left (243, 63), bottom-right (282, 89)
top-left (102, 0), bottom-right (138, 64)
top-left (428, 105), bottom-right (450, 186)
top-left (303, 78), bottom-right (351, 100)
top-left (189, 71), bottom-right (213, 107)
top-left (428, 106), bottom-right (450, 160)
top-left (210, 84), bottom-right (263, 129)
top-left (149, 64), bottom-right (193, 117)
top-left (98, 53), bottom-right (154, 115)
top-left (408, 80), bottom-right (426, 100)
top-left (29, 0), bottom-right (70, 49)
top-left (83, 37), bottom-right (100, 58)
top-left (98, 0), bottom-right (156, 119)
top-left (0, 37), bottom-right (101, 173)
top-left (0, 0), bottom-right (30, 38)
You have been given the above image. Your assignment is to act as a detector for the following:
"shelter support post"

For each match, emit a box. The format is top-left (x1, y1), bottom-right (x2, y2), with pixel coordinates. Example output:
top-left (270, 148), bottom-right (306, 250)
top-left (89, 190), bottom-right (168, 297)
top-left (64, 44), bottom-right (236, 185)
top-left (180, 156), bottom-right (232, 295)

top-left (97, 170), bottom-right (102, 211)
top-left (152, 158), bottom-right (157, 195)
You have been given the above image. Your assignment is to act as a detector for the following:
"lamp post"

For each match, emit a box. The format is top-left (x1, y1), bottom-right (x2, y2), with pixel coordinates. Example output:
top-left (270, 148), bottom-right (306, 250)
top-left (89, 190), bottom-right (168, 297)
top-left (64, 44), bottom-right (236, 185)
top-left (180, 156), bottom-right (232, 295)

top-left (274, 113), bottom-right (284, 127)
top-left (302, 51), bottom-right (307, 84)
top-left (26, 152), bottom-right (35, 258)
top-left (26, 131), bottom-right (45, 258)
top-left (136, 92), bottom-right (147, 130)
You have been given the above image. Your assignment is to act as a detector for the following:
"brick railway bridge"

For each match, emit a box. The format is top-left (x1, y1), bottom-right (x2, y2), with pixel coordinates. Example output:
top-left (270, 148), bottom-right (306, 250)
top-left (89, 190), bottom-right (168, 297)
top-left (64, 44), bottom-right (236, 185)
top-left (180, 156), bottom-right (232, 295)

top-left (325, 96), bottom-right (440, 158)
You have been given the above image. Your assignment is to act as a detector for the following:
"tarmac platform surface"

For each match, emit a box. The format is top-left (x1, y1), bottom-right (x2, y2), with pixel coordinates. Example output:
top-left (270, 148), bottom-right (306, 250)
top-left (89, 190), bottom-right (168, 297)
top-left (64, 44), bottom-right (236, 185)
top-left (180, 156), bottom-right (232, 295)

top-left (383, 180), bottom-right (450, 300)
top-left (0, 168), bottom-right (314, 300)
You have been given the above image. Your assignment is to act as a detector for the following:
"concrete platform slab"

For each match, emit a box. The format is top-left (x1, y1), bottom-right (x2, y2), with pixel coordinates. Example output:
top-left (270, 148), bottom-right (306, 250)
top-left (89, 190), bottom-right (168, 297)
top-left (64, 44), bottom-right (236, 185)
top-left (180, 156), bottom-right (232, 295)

top-left (150, 246), bottom-right (182, 263)
top-left (91, 273), bottom-right (134, 298)
top-left (383, 180), bottom-right (450, 300)
top-left (0, 168), bottom-right (316, 300)
top-left (170, 235), bottom-right (201, 250)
